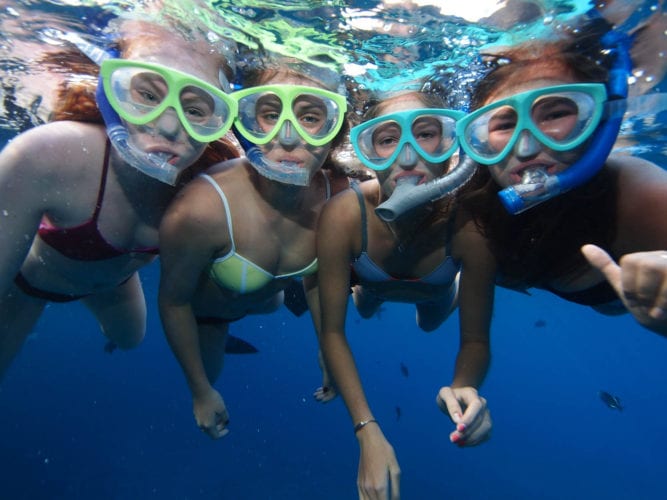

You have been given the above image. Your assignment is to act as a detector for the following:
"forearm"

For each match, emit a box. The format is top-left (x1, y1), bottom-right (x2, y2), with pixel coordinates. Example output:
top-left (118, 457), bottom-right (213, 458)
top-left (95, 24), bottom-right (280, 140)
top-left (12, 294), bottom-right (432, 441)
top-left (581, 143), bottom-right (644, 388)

top-left (451, 340), bottom-right (490, 389)
top-left (320, 330), bottom-right (374, 423)
top-left (159, 300), bottom-right (212, 397)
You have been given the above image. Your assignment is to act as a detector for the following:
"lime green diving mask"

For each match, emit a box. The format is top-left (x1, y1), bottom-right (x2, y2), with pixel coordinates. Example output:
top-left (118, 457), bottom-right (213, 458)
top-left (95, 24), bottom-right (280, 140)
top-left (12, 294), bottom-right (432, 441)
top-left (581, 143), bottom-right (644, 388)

top-left (232, 84), bottom-right (347, 147)
top-left (457, 83), bottom-right (607, 165)
top-left (350, 108), bottom-right (465, 171)
top-left (100, 59), bottom-right (237, 143)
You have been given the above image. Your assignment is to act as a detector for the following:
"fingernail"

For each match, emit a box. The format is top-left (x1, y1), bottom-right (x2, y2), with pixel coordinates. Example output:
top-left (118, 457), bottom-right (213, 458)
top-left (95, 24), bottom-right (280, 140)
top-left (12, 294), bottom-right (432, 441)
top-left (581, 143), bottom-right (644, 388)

top-left (457, 423), bottom-right (466, 433)
top-left (450, 432), bottom-right (460, 443)
top-left (650, 307), bottom-right (667, 320)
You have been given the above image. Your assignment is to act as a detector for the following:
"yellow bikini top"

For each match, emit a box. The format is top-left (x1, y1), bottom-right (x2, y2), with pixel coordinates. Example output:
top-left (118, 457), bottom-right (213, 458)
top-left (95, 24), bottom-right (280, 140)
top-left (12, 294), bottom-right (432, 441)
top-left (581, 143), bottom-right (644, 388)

top-left (200, 174), bottom-right (327, 294)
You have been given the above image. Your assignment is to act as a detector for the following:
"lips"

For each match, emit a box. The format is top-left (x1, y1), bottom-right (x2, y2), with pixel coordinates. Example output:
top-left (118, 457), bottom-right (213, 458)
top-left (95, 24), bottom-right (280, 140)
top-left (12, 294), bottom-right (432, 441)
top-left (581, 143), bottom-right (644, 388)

top-left (393, 172), bottom-right (425, 185)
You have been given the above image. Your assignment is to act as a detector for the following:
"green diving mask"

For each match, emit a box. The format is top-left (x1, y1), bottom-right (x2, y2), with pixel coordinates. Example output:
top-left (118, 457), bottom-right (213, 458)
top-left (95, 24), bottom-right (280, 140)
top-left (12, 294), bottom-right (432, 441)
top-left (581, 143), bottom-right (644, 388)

top-left (100, 59), bottom-right (237, 143)
top-left (232, 84), bottom-right (347, 147)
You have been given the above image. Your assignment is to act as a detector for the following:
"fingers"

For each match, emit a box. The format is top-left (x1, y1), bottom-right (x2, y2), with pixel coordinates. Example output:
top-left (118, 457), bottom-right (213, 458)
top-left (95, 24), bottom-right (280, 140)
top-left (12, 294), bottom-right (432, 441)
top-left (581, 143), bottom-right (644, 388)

top-left (581, 244), bottom-right (622, 295)
top-left (313, 385), bottom-right (337, 403)
top-left (389, 465), bottom-right (401, 500)
top-left (357, 467), bottom-right (401, 500)
top-left (435, 386), bottom-right (463, 423)
top-left (198, 411), bottom-right (230, 440)
top-left (437, 386), bottom-right (492, 447)
top-left (618, 252), bottom-right (667, 320)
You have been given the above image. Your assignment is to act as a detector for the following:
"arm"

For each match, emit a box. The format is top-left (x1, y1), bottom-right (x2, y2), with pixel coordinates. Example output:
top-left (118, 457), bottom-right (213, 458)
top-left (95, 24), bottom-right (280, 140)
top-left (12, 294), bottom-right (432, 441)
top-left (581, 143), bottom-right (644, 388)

top-left (437, 218), bottom-right (496, 447)
top-left (582, 157), bottom-right (667, 335)
top-left (0, 125), bottom-right (75, 293)
top-left (317, 190), bottom-right (400, 500)
top-left (158, 180), bottom-right (229, 439)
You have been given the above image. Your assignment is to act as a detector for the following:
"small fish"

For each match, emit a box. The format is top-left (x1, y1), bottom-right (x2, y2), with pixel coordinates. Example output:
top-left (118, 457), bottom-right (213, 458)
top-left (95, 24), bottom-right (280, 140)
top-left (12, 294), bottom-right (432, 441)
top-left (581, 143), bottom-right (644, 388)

top-left (225, 335), bottom-right (259, 354)
top-left (599, 390), bottom-right (623, 411)
top-left (400, 362), bottom-right (409, 378)
top-left (395, 406), bottom-right (401, 421)
top-left (534, 319), bottom-right (546, 328)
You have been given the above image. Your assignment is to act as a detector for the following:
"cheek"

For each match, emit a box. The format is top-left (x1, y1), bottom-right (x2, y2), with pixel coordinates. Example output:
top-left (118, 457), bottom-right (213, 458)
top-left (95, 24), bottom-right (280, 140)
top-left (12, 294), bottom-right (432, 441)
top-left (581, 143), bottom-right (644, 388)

top-left (488, 164), bottom-right (508, 186)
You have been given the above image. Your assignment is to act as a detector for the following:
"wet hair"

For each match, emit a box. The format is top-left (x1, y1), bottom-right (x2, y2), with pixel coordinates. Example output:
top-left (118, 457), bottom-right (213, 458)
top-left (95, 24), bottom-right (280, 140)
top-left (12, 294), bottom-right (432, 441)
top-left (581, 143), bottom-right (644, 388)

top-left (460, 36), bottom-right (618, 289)
top-left (42, 19), bottom-right (239, 166)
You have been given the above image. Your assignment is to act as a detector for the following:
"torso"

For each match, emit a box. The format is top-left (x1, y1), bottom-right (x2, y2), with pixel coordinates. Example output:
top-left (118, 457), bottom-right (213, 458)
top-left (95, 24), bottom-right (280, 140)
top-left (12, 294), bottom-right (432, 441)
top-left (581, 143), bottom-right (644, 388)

top-left (351, 179), bottom-right (460, 303)
top-left (18, 122), bottom-right (176, 296)
top-left (192, 160), bottom-right (348, 317)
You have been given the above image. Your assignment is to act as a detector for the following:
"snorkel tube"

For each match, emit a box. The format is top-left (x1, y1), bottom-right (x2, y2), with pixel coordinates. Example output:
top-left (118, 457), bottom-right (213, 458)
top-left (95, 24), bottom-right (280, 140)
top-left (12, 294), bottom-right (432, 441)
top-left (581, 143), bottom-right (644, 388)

top-left (60, 31), bottom-right (184, 185)
top-left (498, 31), bottom-right (631, 214)
top-left (375, 155), bottom-right (477, 222)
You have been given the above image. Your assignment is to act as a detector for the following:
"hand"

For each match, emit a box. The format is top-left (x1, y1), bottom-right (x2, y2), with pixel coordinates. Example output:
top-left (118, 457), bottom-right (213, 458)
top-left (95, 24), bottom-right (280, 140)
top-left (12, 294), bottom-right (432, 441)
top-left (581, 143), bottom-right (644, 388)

top-left (314, 349), bottom-right (338, 403)
top-left (356, 424), bottom-right (401, 500)
top-left (581, 244), bottom-right (667, 332)
top-left (436, 386), bottom-right (492, 447)
top-left (193, 387), bottom-right (230, 439)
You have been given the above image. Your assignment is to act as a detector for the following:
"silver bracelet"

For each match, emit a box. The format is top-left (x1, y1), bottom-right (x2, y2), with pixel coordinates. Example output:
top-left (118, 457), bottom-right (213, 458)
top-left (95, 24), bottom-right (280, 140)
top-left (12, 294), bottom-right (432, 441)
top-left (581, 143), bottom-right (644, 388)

top-left (354, 418), bottom-right (378, 434)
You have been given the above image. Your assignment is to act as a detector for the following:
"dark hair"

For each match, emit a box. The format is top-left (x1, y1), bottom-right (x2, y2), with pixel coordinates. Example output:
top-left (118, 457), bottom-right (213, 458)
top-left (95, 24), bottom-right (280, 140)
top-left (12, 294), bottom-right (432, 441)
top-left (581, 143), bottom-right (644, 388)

top-left (460, 37), bottom-right (618, 289)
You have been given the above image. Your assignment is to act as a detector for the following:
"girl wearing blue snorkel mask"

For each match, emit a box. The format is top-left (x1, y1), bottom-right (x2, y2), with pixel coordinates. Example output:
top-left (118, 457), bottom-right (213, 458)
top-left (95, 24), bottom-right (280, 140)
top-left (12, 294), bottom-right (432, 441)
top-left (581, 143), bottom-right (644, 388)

top-left (158, 57), bottom-right (351, 440)
top-left (461, 35), bottom-right (667, 337)
top-left (0, 18), bottom-right (238, 381)
top-left (316, 87), bottom-right (496, 499)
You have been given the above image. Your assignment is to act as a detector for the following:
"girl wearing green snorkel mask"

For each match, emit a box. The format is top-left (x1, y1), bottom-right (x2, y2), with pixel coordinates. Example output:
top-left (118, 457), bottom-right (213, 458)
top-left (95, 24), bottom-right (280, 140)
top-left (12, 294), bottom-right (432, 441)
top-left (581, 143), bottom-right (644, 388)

top-left (158, 56), bottom-right (351, 440)
top-left (0, 18), bottom-right (238, 381)
top-left (316, 86), bottom-right (496, 499)
top-left (460, 33), bottom-right (667, 337)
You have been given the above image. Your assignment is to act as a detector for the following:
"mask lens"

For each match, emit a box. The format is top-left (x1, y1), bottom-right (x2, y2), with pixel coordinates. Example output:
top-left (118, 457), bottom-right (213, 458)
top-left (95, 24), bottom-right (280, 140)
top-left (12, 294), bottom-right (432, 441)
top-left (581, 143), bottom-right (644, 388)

top-left (104, 61), bottom-right (234, 141)
top-left (531, 91), bottom-right (597, 143)
top-left (109, 67), bottom-right (169, 119)
top-left (353, 111), bottom-right (459, 170)
top-left (462, 87), bottom-right (602, 163)
top-left (235, 86), bottom-right (344, 145)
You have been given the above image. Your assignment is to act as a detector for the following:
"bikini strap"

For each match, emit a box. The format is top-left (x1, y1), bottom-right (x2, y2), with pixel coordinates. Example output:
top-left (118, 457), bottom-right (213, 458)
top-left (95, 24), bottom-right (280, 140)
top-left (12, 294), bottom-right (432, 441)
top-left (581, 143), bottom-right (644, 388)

top-left (199, 174), bottom-right (236, 252)
top-left (351, 181), bottom-right (368, 253)
top-left (91, 139), bottom-right (112, 221)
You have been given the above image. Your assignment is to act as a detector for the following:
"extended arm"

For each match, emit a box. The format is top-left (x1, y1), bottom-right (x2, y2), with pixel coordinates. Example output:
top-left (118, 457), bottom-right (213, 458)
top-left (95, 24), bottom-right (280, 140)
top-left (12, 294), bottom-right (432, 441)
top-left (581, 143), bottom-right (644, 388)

top-left (437, 218), bottom-right (496, 447)
top-left (317, 191), bottom-right (400, 500)
top-left (158, 180), bottom-right (229, 438)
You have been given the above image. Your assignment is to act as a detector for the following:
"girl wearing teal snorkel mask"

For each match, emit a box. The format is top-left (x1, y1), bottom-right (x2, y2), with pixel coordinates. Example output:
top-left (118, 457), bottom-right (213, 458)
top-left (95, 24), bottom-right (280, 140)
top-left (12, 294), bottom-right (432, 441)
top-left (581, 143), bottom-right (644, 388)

top-left (461, 34), bottom-right (667, 337)
top-left (158, 56), bottom-right (351, 440)
top-left (0, 18), bottom-right (238, 381)
top-left (316, 87), bottom-right (496, 499)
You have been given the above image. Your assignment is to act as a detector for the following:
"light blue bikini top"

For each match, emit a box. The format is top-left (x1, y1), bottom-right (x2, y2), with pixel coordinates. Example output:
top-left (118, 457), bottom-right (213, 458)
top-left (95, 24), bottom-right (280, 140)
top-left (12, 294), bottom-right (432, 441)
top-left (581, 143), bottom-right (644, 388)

top-left (350, 182), bottom-right (460, 287)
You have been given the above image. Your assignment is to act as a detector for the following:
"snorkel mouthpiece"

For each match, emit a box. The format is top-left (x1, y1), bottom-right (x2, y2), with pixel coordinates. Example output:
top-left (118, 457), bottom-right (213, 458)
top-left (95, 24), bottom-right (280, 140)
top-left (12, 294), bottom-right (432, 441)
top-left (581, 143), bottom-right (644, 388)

top-left (60, 31), bottom-right (185, 185)
top-left (95, 80), bottom-right (181, 185)
top-left (375, 156), bottom-right (477, 222)
top-left (246, 146), bottom-right (311, 186)
top-left (498, 30), bottom-right (630, 215)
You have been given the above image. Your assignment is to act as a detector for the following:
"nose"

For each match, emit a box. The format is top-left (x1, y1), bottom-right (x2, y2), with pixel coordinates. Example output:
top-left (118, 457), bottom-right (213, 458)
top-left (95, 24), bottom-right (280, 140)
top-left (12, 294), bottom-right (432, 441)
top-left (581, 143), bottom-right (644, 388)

top-left (152, 107), bottom-right (182, 140)
top-left (278, 121), bottom-right (301, 148)
top-left (397, 143), bottom-right (418, 168)
top-left (514, 130), bottom-right (541, 158)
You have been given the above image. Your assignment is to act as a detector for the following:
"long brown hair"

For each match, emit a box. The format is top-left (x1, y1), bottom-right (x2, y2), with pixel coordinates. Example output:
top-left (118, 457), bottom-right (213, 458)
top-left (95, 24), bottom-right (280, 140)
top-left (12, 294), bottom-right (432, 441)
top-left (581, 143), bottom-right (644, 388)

top-left (460, 37), bottom-right (618, 289)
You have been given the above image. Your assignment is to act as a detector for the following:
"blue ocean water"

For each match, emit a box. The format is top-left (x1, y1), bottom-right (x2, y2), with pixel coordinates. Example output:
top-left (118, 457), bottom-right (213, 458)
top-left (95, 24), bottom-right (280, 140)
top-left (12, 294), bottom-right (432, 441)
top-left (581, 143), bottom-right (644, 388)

top-left (1, 1), bottom-right (667, 499)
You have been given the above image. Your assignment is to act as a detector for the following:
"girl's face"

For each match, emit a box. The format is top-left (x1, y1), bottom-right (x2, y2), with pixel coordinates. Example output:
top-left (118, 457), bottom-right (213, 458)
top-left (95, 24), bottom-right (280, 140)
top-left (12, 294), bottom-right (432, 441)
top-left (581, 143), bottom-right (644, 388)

top-left (253, 71), bottom-right (336, 182)
top-left (121, 36), bottom-right (227, 171)
top-left (372, 93), bottom-right (451, 199)
top-left (481, 65), bottom-right (589, 189)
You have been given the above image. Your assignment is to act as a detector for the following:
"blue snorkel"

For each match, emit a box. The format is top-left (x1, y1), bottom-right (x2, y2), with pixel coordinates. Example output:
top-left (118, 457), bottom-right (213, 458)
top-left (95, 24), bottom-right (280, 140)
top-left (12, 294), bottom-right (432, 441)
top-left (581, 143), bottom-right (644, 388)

top-left (498, 31), bottom-right (632, 214)
top-left (58, 31), bottom-right (186, 185)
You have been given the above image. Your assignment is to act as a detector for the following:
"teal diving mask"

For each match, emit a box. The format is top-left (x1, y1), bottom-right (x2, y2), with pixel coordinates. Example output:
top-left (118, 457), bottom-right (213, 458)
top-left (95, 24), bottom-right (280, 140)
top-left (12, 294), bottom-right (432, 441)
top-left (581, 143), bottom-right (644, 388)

top-left (350, 108), bottom-right (464, 170)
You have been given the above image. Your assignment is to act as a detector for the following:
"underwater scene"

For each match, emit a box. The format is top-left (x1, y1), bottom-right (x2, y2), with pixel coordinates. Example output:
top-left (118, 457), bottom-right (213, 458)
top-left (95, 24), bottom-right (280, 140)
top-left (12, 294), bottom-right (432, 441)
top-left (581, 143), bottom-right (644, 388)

top-left (1, 1), bottom-right (667, 498)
